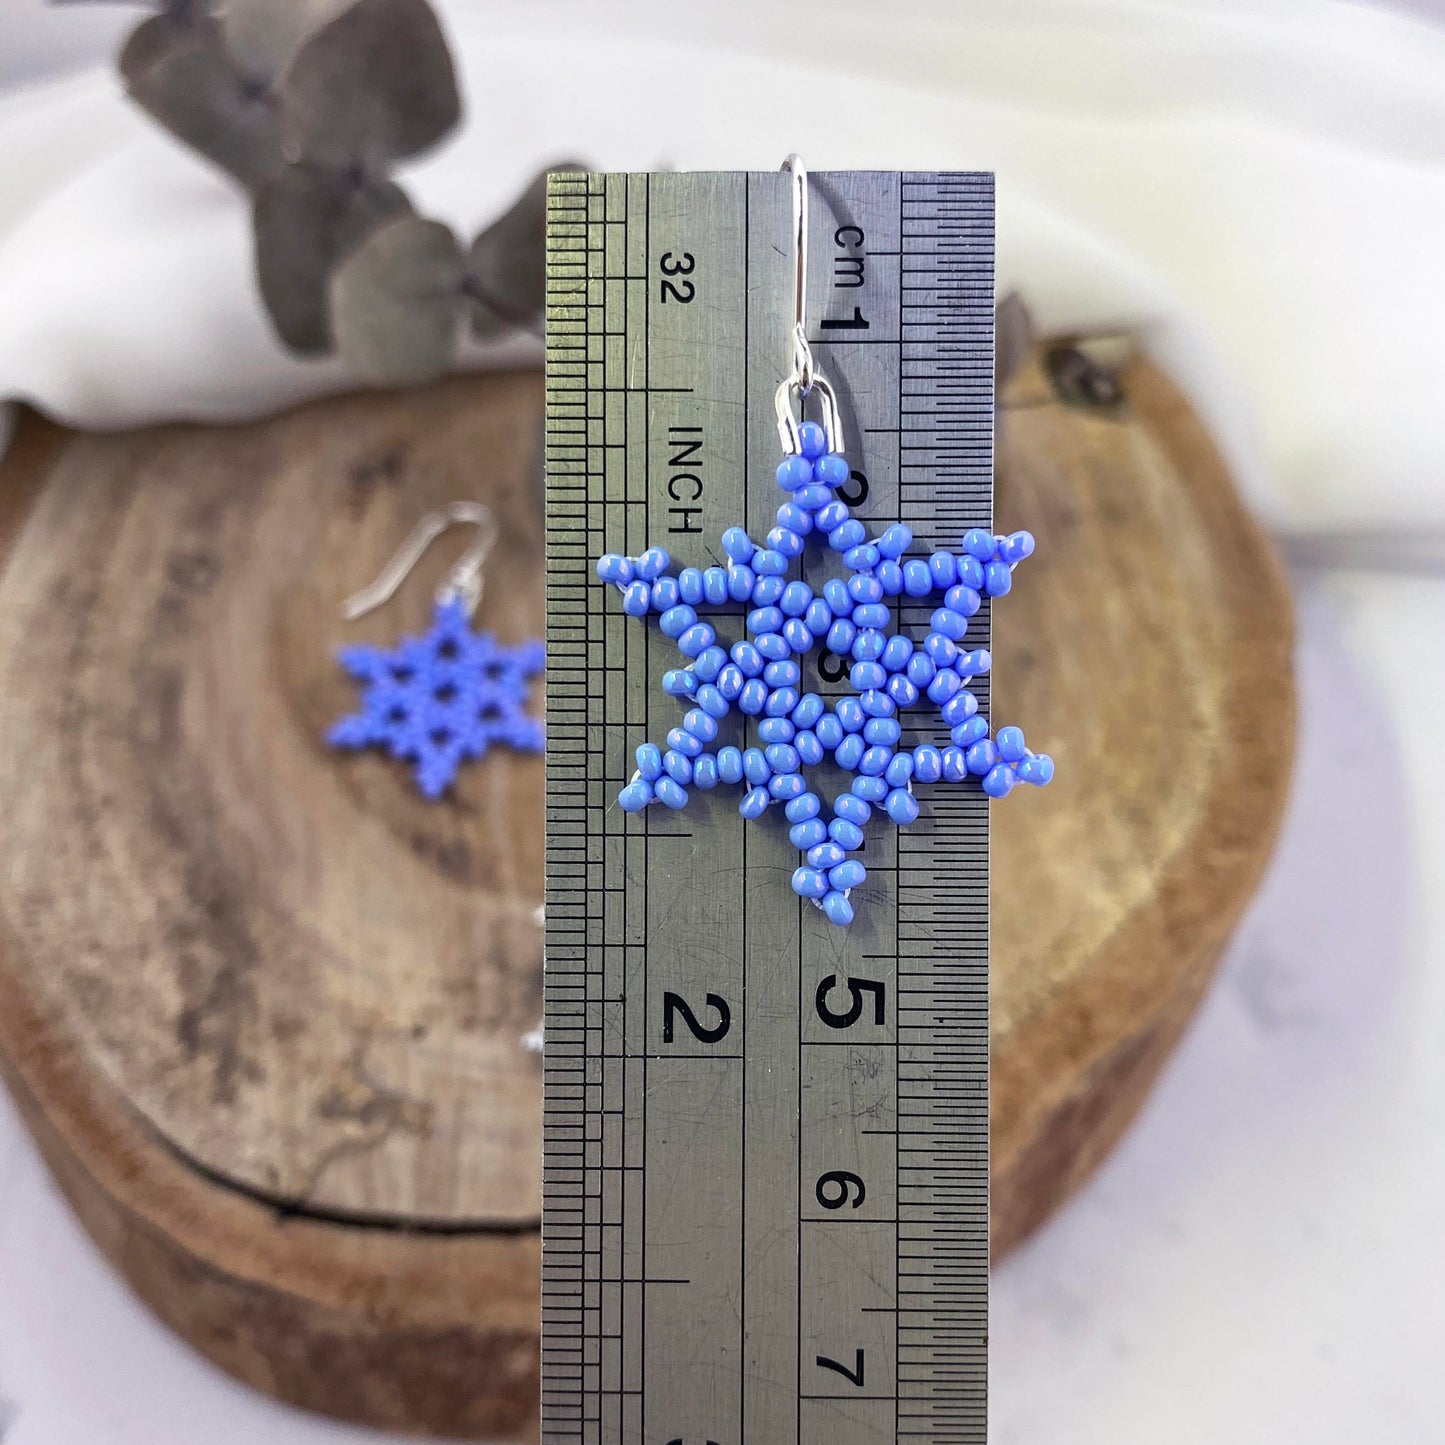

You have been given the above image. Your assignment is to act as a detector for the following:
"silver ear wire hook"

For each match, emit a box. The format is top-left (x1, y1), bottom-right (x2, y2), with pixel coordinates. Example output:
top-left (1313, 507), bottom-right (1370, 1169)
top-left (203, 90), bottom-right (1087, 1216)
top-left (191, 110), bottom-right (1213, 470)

top-left (341, 501), bottom-right (498, 622)
top-left (775, 154), bottom-right (843, 457)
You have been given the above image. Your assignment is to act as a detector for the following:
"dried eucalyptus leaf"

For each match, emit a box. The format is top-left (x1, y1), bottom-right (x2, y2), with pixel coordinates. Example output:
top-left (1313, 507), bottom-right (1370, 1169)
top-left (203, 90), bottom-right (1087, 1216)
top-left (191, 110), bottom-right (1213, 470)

top-left (221, 0), bottom-right (360, 86)
top-left (328, 214), bottom-right (465, 384)
top-left (466, 162), bottom-right (585, 336)
top-left (120, 12), bottom-right (284, 185)
top-left (280, 0), bottom-right (461, 168)
top-left (252, 162), bottom-right (409, 353)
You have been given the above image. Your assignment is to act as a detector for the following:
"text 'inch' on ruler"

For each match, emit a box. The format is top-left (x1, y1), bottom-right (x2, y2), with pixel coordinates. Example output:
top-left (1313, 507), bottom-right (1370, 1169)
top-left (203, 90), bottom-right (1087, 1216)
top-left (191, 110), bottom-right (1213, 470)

top-left (544, 169), bottom-right (994, 1445)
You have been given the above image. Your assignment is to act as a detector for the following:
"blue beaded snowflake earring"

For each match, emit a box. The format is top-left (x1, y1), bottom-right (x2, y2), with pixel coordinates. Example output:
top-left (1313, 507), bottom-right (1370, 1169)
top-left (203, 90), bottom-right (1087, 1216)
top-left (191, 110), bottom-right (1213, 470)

top-left (327, 501), bottom-right (544, 797)
top-left (593, 156), bottom-right (1052, 925)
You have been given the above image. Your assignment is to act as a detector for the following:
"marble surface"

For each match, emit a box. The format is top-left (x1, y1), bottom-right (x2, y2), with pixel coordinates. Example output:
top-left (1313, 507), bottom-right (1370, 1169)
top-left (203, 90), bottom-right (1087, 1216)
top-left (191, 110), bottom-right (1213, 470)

top-left (1, 564), bottom-right (1439, 1440)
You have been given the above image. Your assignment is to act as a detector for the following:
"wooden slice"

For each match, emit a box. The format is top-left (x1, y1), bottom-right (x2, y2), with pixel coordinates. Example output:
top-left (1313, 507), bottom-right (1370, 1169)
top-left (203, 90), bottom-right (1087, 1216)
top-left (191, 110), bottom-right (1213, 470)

top-left (0, 350), bottom-right (1293, 1435)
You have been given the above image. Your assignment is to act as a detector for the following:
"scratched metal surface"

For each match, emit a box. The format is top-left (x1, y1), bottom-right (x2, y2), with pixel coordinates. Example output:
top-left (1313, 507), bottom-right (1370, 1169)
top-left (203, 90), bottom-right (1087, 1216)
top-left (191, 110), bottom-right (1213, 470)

top-left (544, 170), bottom-right (993, 1444)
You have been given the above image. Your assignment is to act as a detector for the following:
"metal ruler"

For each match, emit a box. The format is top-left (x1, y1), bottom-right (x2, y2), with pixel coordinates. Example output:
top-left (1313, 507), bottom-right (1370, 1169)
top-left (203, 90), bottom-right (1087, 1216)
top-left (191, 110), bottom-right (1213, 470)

top-left (544, 169), bottom-right (993, 1444)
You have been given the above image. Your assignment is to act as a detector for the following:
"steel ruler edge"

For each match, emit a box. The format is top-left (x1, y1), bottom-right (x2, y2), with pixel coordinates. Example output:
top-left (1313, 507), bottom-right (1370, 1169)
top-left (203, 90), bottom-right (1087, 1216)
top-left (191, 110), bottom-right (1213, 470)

top-left (543, 170), bottom-right (993, 1445)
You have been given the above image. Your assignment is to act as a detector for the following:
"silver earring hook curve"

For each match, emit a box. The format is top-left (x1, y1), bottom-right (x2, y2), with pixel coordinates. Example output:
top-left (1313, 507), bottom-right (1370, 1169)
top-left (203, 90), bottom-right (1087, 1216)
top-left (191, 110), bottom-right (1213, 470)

top-left (341, 501), bottom-right (498, 622)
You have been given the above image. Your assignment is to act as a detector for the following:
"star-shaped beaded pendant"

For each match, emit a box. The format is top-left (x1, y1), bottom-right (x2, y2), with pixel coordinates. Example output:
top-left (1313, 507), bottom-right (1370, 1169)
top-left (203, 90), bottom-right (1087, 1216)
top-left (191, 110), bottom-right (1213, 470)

top-left (328, 597), bottom-right (545, 798)
top-left (595, 419), bottom-right (1053, 926)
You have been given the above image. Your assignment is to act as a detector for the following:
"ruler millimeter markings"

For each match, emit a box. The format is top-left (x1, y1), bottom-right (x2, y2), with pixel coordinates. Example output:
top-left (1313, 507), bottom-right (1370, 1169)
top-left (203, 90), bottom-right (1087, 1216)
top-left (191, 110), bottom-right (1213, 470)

top-left (544, 170), bottom-right (993, 1444)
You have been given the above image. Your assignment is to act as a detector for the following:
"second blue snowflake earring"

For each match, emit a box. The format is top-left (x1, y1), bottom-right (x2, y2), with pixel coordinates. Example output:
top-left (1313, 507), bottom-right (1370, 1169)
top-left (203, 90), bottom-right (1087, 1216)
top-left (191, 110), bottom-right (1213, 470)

top-left (327, 501), bottom-right (545, 798)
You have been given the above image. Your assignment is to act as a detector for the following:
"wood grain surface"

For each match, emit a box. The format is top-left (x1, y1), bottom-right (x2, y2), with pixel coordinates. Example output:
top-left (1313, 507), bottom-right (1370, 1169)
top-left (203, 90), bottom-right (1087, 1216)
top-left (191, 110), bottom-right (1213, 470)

top-left (0, 349), bottom-right (1294, 1435)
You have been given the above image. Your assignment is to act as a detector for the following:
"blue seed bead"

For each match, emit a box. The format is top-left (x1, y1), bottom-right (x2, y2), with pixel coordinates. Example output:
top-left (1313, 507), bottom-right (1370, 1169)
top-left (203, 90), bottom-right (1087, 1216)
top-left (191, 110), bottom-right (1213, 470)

top-left (635, 743), bottom-right (663, 780)
top-left (596, 553), bottom-right (633, 585)
top-left (703, 566), bottom-right (729, 605)
top-left (722, 527), bottom-right (754, 563)
top-left (941, 746), bottom-right (969, 782)
top-left (906, 653), bottom-right (936, 688)
top-left (902, 559), bottom-right (933, 597)
top-left (622, 580), bottom-right (651, 615)
top-left (945, 583), bottom-right (981, 617)
top-left (758, 717), bottom-right (794, 744)
top-left (808, 840), bottom-right (847, 870)
top-left (850, 660), bottom-right (886, 691)
top-left (814, 454), bottom-right (850, 486)
top-left (864, 717), bottom-right (901, 747)
top-left (822, 890), bottom-right (854, 926)
top-left (797, 421), bottom-right (827, 459)
top-left (793, 482), bottom-right (834, 511)
top-left (876, 559), bottom-right (904, 595)
top-left (962, 528), bottom-right (995, 561)
top-left (678, 623), bottom-right (715, 657)
top-left (693, 753), bottom-right (719, 790)
top-left (791, 818), bottom-right (829, 850)
top-left (618, 779), bottom-right (653, 811)
top-left (859, 689), bottom-right (895, 718)
top-left (738, 678), bottom-right (768, 715)
top-left (667, 728), bottom-right (703, 760)
top-left (792, 864), bottom-right (829, 899)
top-left (957, 648), bottom-right (991, 677)
top-left (696, 683), bottom-right (729, 718)
top-left (756, 632), bottom-right (790, 662)
top-left (887, 675), bottom-right (919, 708)
top-left (795, 729), bottom-right (824, 766)
top-left (984, 560), bottom-right (1013, 596)
top-left (636, 546), bottom-right (671, 580)
top-left (852, 774), bottom-right (889, 804)
top-left (834, 793), bottom-right (871, 826)
top-left (769, 771), bottom-right (806, 801)
top-left (877, 523), bottom-right (913, 559)
top-left (958, 554), bottom-right (986, 590)
top-left (830, 519), bottom-right (867, 552)
top-left (931, 607), bottom-right (969, 641)
top-left (982, 764), bottom-right (1018, 798)
top-left (928, 550), bottom-right (957, 588)
top-left (743, 746), bottom-right (771, 785)
top-left (881, 635), bottom-right (914, 673)
top-left (731, 640), bottom-right (763, 676)
top-left (655, 776), bottom-right (688, 809)
top-left (804, 598), bottom-right (833, 637)
top-left (777, 454), bottom-right (813, 491)
top-left (829, 818), bottom-right (864, 850)
top-left (761, 661), bottom-right (797, 691)
top-left (765, 686), bottom-right (800, 718)
top-left (777, 503), bottom-right (813, 536)
top-left (754, 548), bottom-right (788, 576)
top-left (952, 716), bottom-right (989, 748)
top-left (836, 697), bottom-right (865, 733)
top-left (1018, 753), bottom-right (1055, 786)
top-left (695, 645), bottom-right (728, 681)
top-left (854, 603), bottom-right (889, 629)
top-left (826, 618), bottom-right (856, 655)
top-left (844, 543), bottom-right (880, 572)
top-left (685, 708), bottom-right (719, 743)
top-left (822, 576), bottom-right (853, 617)
top-left (913, 745), bottom-right (944, 784)
top-left (787, 791), bottom-right (822, 823)
top-left (847, 573), bottom-right (883, 607)
top-left (793, 692), bottom-right (825, 729)
top-left (815, 713), bottom-right (844, 749)
top-left (783, 617), bottom-right (813, 652)
top-left (1001, 530), bottom-right (1035, 565)
top-left (648, 574), bottom-right (679, 611)
top-left (727, 563), bottom-right (755, 601)
top-left (663, 667), bottom-right (698, 697)
top-left (942, 690), bottom-right (979, 726)
top-left (662, 748), bottom-right (694, 782)
top-left (835, 734), bottom-right (866, 771)
top-left (886, 788), bottom-right (920, 825)
top-left (678, 567), bottom-right (705, 605)
top-left (851, 629), bottom-right (886, 663)
top-left (659, 603), bottom-right (695, 638)
top-left (739, 786), bottom-right (770, 819)
top-left (829, 859), bottom-right (867, 892)
top-left (885, 751), bottom-right (914, 788)
top-left (966, 740), bottom-right (1000, 776)
top-left (815, 500), bottom-right (850, 534)
top-left (859, 744), bottom-right (891, 777)
top-left (927, 669), bottom-right (961, 704)
top-left (996, 726), bottom-right (1027, 763)
top-left (749, 605), bottom-right (784, 635)
top-left (716, 664), bottom-right (744, 700)
top-left (779, 580), bottom-right (812, 617)
top-left (768, 526), bottom-right (806, 559)
top-left (752, 573), bottom-right (786, 606)
top-left (718, 745), bottom-right (744, 784)
top-left (924, 633), bottom-right (959, 667)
